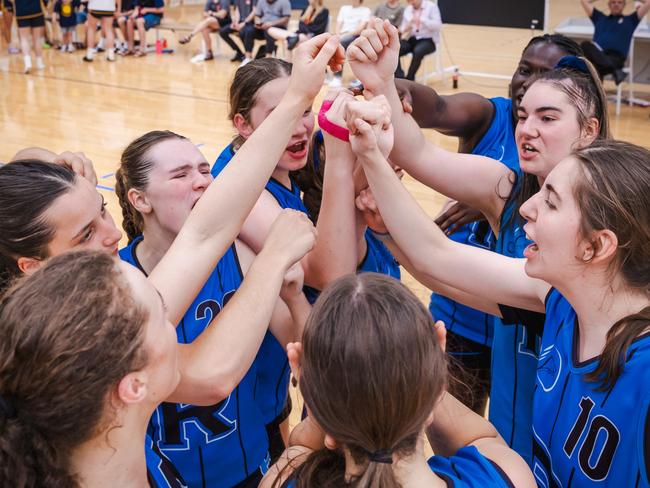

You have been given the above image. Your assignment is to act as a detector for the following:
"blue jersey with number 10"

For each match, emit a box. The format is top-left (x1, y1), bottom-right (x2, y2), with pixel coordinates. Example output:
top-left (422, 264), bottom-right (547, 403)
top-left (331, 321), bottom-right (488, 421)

top-left (120, 238), bottom-right (269, 487)
top-left (430, 97), bottom-right (518, 347)
top-left (532, 289), bottom-right (650, 487)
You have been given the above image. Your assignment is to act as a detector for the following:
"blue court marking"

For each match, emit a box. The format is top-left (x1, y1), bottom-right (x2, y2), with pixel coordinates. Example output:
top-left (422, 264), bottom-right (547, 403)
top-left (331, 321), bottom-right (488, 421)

top-left (101, 172), bottom-right (114, 179)
top-left (96, 184), bottom-right (115, 192)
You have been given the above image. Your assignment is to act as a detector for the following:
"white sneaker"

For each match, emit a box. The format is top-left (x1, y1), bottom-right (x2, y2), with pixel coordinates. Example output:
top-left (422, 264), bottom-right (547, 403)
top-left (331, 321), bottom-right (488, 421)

top-left (68, 44), bottom-right (76, 53)
top-left (328, 77), bottom-right (342, 88)
top-left (36, 58), bottom-right (45, 70)
top-left (240, 57), bottom-right (252, 67)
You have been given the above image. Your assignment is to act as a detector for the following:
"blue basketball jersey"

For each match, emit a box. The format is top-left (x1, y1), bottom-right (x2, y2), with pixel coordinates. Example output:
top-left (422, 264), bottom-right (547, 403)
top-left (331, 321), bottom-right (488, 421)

top-left (145, 434), bottom-right (186, 488)
top-left (490, 171), bottom-right (537, 467)
top-left (427, 446), bottom-right (516, 487)
top-left (280, 446), bottom-right (515, 487)
top-left (532, 289), bottom-right (650, 487)
top-left (359, 229), bottom-right (401, 279)
top-left (120, 238), bottom-right (269, 487)
top-left (429, 97), bottom-right (518, 347)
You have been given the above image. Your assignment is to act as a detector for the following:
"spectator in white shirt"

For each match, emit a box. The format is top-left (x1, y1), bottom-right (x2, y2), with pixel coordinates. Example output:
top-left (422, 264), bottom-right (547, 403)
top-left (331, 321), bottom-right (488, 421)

top-left (396, 0), bottom-right (441, 80)
top-left (330, 0), bottom-right (371, 86)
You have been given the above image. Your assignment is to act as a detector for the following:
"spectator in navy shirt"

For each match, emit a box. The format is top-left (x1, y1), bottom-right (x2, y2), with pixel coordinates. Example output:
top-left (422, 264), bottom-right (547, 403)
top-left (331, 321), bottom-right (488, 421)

top-left (579, 0), bottom-right (650, 83)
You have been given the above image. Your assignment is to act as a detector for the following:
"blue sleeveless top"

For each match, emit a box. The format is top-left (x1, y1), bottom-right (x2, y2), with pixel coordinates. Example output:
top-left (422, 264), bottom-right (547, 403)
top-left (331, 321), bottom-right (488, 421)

top-left (532, 289), bottom-right (650, 487)
top-left (281, 446), bottom-right (515, 487)
top-left (120, 238), bottom-right (269, 487)
top-left (490, 171), bottom-right (536, 467)
top-left (429, 97), bottom-right (518, 347)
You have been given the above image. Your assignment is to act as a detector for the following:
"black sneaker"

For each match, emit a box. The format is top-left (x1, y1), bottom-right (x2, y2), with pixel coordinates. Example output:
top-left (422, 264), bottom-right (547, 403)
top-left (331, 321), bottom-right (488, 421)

top-left (230, 52), bottom-right (245, 62)
top-left (287, 35), bottom-right (299, 51)
top-left (82, 55), bottom-right (93, 62)
top-left (204, 51), bottom-right (214, 61)
top-left (614, 69), bottom-right (627, 85)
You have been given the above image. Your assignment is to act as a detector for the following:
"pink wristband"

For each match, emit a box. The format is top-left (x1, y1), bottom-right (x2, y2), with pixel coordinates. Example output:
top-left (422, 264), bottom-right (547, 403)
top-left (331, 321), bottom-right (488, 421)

top-left (318, 100), bottom-right (350, 142)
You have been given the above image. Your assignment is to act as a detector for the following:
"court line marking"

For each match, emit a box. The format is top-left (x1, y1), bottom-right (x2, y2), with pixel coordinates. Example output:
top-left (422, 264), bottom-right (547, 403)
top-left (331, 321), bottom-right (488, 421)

top-left (5, 70), bottom-right (228, 104)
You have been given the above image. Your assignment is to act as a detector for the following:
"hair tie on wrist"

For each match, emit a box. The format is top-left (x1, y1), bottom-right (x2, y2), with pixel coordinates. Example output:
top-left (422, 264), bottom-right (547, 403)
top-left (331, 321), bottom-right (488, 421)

top-left (318, 100), bottom-right (350, 142)
top-left (0, 394), bottom-right (17, 419)
top-left (366, 448), bottom-right (393, 464)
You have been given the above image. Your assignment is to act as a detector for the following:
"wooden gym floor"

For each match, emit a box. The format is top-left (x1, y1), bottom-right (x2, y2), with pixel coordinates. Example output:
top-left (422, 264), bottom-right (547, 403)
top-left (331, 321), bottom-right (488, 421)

top-left (0, 0), bottom-right (648, 305)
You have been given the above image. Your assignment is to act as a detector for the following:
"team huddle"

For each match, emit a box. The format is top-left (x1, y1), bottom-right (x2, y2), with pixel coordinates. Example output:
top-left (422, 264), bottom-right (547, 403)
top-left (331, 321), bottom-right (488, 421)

top-left (0, 19), bottom-right (649, 488)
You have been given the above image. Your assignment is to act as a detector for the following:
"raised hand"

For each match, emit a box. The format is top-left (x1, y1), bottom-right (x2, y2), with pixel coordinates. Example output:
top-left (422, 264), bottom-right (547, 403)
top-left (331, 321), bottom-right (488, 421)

top-left (289, 34), bottom-right (345, 105)
top-left (262, 209), bottom-right (317, 270)
top-left (355, 187), bottom-right (389, 234)
top-left (347, 18), bottom-right (400, 95)
top-left (346, 100), bottom-right (394, 161)
top-left (435, 200), bottom-right (486, 235)
top-left (53, 151), bottom-right (98, 186)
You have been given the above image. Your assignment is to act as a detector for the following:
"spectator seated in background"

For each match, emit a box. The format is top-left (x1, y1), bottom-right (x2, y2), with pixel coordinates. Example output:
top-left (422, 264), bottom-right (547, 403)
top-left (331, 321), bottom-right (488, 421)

top-left (329, 0), bottom-right (371, 86)
top-left (127, 0), bottom-right (164, 56)
top-left (396, 0), bottom-right (441, 80)
top-left (266, 0), bottom-right (329, 52)
top-left (579, 0), bottom-right (650, 83)
top-left (243, 0), bottom-right (290, 61)
top-left (217, 0), bottom-right (256, 63)
top-left (373, 0), bottom-right (404, 29)
top-left (115, 0), bottom-right (135, 54)
top-left (178, 0), bottom-right (232, 61)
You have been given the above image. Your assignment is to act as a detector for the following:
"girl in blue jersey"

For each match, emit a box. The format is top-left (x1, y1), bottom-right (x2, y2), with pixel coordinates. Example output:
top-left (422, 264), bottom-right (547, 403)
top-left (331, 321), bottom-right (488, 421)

top-left (345, 91), bottom-right (650, 486)
top-left (395, 33), bottom-right (582, 417)
top-left (216, 60), bottom-right (400, 463)
top-left (0, 250), bottom-right (187, 487)
top-left (115, 129), bottom-right (316, 487)
top-left (346, 20), bottom-right (609, 466)
top-left (260, 273), bottom-right (536, 488)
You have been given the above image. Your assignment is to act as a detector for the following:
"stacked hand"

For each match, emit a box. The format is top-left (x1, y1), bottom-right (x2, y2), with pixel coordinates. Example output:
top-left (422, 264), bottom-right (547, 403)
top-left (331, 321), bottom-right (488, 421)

top-left (263, 209), bottom-right (317, 272)
top-left (345, 96), bottom-right (394, 161)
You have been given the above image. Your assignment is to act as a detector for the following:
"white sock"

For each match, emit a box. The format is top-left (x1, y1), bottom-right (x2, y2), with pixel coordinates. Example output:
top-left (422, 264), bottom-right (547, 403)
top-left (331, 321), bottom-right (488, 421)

top-left (86, 47), bottom-right (94, 59)
top-left (36, 57), bottom-right (45, 69)
top-left (107, 48), bottom-right (115, 60)
top-left (23, 55), bottom-right (32, 70)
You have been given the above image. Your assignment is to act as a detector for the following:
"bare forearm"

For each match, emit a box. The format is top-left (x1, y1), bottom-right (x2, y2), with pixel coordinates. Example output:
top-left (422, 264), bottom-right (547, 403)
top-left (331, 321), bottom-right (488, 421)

top-left (306, 149), bottom-right (358, 289)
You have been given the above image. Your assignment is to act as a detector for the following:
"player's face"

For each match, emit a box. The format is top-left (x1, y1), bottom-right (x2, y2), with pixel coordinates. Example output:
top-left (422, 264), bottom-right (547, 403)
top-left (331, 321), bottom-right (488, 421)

top-left (143, 138), bottom-right (213, 236)
top-left (515, 81), bottom-right (584, 180)
top-left (247, 76), bottom-right (315, 173)
top-left (44, 177), bottom-right (122, 257)
top-left (510, 42), bottom-right (568, 116)
top-left (608, 0), bottom-right (625, 15)
top-left (520, 157), bottom-right (584, 284)
top-left (120, 261), bottom-right (180, 403)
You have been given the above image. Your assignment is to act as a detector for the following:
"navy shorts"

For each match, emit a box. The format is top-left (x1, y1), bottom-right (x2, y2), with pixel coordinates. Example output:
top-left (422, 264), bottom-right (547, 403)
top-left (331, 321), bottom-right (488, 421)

top-left (17, 14), bottom-right (46, 28)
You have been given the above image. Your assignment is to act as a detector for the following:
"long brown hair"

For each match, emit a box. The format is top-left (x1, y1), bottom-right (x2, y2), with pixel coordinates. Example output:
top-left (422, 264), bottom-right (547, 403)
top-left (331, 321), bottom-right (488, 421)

top-left (508, 59), bottom-right (610, 228)
top-left (229, 58), bottom-right (292, 149)
top-left (572, 140), bottom-right (650, 391)
top-left (0, 251), bottom-right (149, 487)
top-left (289, 273), bottom-right (447, 487)
top-left (115, 130), bottom-right (188, 242)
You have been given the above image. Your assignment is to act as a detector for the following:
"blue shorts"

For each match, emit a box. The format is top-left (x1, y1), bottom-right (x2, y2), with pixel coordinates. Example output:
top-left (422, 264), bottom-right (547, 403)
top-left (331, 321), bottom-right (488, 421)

top-left (141, 13), bottom-right (161, 30)
top-left (76, 11), bottom-right (87, 23)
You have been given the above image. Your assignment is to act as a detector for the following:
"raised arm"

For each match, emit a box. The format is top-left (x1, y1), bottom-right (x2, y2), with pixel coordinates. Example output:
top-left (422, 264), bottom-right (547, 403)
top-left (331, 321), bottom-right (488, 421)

top-left (348, 103), bottom-right (549, 313)
top-left (636, 0), bottom-right (650, 19)
top-left (395, 79), bottom-right (494, 147)
top-left (347, 20), bottom-right (511, 226)
top-left (149, 34), bottom-right (344, 324)
top-left (580, 0), bottom-right (594, 17)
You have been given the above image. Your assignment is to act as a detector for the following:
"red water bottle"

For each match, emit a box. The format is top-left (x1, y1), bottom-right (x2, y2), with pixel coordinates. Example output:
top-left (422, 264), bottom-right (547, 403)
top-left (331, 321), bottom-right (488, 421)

top-left (155, 39), bottom-right (162, 54)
